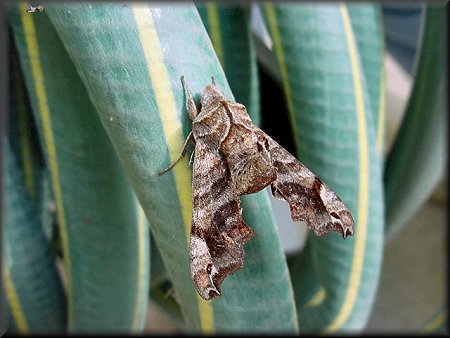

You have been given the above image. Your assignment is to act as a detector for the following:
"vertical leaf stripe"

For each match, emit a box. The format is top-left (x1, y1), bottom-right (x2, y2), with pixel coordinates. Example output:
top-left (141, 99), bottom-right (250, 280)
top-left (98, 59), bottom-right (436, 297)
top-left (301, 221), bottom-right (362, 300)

top-left (2, 265), bottom-right (28, 332)
top-left (323, 4), bottom-right (369, 332)
top-left (131, 5), bottom-right (214, 333)
top-left (19, 4), bottom-right (73, 326)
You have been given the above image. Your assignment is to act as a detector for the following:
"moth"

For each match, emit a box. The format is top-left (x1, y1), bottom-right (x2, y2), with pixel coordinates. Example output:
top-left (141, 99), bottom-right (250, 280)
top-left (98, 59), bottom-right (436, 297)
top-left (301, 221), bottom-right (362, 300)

top-left (160, 77), bottom-right (354, 301)
top-left (26, 5), bottom-right (44, 13)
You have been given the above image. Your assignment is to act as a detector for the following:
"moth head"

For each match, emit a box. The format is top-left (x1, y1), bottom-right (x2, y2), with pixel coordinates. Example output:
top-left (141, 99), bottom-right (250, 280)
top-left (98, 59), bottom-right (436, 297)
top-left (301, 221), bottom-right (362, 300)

top-left (201, 81), bottom-right (224, 109)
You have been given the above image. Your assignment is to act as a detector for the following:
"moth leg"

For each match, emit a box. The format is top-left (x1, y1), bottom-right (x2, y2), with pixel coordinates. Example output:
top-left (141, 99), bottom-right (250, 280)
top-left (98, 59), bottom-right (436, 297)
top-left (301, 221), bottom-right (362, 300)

top-left (158, 131), bottom-right (194, 175)
top-left (180, 76), bottom-right (198, 120)
top-left (188, 148), bottom-right (195, 166)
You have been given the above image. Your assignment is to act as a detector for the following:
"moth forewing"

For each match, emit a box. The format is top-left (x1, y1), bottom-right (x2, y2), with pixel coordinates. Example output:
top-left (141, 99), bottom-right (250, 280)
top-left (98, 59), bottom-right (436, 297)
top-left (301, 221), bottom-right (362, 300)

top-left (189, 139), bottom-right (254, 300)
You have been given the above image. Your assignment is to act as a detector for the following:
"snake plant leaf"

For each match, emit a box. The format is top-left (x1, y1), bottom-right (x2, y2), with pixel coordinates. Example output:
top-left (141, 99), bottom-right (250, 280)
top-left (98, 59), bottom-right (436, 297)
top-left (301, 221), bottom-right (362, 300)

top-left (8, 6), bottom-right (149, 333)
top-left (263, 3), bottom-right (384, 333)
top-left (384, 5), bottom-right (447, 240)
top-left (348, 4), bottom-right (386, 156)
top-left (3, 43), bottom-right (64, 334)
top-left (44, 3), bottom-right (297, 333)
top-left (8, 45), bottom-right (56, 244)
top-left (3, 138), bottom-right (66, 333)
top-left (8, 48), bottom-right (44, 204)
top-left (197, 3), bottom-right (260, 125)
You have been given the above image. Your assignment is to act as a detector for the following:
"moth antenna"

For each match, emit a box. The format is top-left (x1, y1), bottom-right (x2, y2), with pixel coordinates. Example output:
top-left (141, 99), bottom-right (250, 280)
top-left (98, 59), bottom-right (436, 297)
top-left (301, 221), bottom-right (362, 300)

top-left (211, 76), bottom-right (216, 86)
top-left (180, 76), bottom-right (198, 120)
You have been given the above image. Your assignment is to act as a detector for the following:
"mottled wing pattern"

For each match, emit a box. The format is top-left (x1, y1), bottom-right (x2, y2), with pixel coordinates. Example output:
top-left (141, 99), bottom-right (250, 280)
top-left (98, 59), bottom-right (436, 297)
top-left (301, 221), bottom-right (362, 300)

top-left (259, 131), bottom-right (354, 239)
top-left (189, 140), bottom-right (255, 300)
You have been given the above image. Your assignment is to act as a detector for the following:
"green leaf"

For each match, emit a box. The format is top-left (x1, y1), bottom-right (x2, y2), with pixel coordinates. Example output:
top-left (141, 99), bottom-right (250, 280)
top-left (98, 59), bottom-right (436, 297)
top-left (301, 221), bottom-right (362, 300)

top-left (7, 48), bottom-right (44, 205)
top-left (44, 2), bottom-right (298, 333)
top-left (384, 5), bottom-right (447, 239)
top-left (8, 45), bottom-right (55, 244)
top-left (3, 140), bottom-right (66, 332)
top-left (8, 6), bottom-right (149, 332)
top-left (263, 3), bottom-right (384, 332)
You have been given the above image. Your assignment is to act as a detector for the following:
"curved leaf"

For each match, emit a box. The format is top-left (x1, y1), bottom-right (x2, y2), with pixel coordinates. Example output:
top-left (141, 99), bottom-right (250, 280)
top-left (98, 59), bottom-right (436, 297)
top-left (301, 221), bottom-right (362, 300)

top-left (45, 2), bottom-right (297, 333)
top-left (384, 5), bottom-right (447, 239)
top-left (8, 48), bottom-right (44, 204)
top-left (8, 45), bottom-right (56, 245)
top-left (8, 6), bottom-right (149, 332)
top-left (2, 43), bottom-right (65, 334)
top-left (3, 139), bottom-right (65, 332)
top-left (263, 3), bottom-right (384, 333)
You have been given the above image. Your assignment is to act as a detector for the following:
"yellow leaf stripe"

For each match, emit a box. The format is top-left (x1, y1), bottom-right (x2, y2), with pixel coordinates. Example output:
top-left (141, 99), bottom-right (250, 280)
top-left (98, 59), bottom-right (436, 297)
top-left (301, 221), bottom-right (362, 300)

top-left (2, 54), bottom-right (34, 334)
top-left (305, 287), bottom-right (326, 308)
top-left (265, 5), bottom-right (370, 330)
top-left (2, 264), bottom-right (29, 332)
top-left (131, 5), bottom-right (214, 333)
top-left (423, 309), bottom-right (447, 333)
top-left (132, 202), bottom-right (148, 331)
top-left (323, 4), bottom-right (369, 333)
top-left (205, 3), bottom-right (225, 67)
top-left (19, 3), bottom-right (73, 326)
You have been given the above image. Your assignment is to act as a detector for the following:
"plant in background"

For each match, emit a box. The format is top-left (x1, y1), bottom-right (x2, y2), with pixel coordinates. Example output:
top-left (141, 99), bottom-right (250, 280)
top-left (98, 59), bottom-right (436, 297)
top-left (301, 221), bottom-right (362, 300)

top-left (2, 2), bottom-right (446, 334)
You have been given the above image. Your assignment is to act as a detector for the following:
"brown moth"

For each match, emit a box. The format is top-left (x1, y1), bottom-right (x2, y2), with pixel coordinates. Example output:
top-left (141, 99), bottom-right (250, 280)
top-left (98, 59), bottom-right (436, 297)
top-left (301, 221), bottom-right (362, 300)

top-left (160, 77), bottom-right (354, 301)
